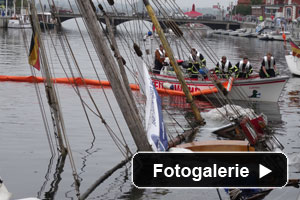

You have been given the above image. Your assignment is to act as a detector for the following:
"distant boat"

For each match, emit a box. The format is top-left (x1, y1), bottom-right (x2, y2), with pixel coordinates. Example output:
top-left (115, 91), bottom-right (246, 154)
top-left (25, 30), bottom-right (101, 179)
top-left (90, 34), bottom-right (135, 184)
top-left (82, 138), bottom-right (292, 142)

top-left (229, 28), bottom-right (245, 36)
top-left (37, 12), bottom-right (56, 30)
top-left (238, 29), bottom-right (253, 37)
top-left (8, 0), bottom-right (31, 29)
top-left (258, 33), bottom-right (270, 40)
top-left (268, 30), bottom-right (290, 41)
top-left (8, 16), bottom-right (31, 29)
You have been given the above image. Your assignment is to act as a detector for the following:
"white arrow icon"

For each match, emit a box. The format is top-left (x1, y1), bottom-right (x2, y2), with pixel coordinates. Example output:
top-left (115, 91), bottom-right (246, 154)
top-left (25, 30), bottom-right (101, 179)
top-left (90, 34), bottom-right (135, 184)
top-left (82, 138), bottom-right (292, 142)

top-left (259, 164), bottom-right (272, 179)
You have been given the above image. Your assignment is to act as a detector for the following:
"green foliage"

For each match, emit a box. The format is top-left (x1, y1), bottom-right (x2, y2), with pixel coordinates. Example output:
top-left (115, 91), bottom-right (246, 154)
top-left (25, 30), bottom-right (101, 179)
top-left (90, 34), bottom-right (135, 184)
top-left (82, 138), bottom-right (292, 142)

top-left (251, 0), bottom-right (262, 5)
top-left (233, 5), bottom-right (251, 16)
top-left (16, 0), bottom-right (28, 8)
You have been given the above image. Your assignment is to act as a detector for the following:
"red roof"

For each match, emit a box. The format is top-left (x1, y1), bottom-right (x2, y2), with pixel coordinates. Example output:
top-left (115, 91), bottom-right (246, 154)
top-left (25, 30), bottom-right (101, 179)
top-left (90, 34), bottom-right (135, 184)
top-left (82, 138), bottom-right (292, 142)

top-left (184, 4), bottom-right (203, 18)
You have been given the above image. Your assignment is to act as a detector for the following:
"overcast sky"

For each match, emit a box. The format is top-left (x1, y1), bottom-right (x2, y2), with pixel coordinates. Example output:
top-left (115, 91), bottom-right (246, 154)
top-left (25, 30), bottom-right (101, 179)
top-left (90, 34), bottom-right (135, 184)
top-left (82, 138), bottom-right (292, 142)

top-left (175, 0), bottom-right (236, 9)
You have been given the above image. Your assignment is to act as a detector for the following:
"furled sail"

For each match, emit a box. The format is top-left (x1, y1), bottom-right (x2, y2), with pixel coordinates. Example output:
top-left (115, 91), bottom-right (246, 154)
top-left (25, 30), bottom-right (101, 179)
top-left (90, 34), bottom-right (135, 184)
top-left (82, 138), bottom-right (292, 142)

top-left (138, 63), bottom-right (168, 151)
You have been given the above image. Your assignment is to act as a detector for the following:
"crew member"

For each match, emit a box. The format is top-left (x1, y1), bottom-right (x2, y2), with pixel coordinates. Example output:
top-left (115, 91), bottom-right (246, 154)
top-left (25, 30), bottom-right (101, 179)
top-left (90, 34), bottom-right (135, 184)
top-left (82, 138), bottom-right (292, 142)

top-left (154, 44), bottom-right (167, 74)
top-left (259, 53), bottom-right (278, 78)
top-left (232, 57), bottom-right (253, 78)
top-left (188, 48), bottom-right (206, 78)
top-left (215, 56), bottom-right (232, 78)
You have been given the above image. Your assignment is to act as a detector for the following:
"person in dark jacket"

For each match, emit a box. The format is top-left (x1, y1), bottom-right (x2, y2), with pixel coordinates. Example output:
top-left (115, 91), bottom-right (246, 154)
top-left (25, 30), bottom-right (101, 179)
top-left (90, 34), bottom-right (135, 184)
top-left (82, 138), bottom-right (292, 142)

top-left (215, 56), bottom-right (232, 78)
top-left (188, 48), bottom-right (206, 78)
top-left (259, 53), bottom-right (278, 78)
top-left (231, 57), bottom-right (253, 78)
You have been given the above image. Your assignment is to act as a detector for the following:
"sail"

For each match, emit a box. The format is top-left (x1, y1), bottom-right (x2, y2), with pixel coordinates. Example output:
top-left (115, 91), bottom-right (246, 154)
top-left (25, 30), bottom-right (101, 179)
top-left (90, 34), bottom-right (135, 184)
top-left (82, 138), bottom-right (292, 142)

top-left (139, 63), bottom-right (168, 151)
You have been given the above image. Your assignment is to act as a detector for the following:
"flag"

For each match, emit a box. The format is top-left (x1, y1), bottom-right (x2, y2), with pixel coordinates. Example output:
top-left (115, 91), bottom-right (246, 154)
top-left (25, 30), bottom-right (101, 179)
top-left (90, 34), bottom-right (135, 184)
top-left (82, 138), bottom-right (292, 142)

top-left (28, 31), bottom-right (40, 70)
top-left (213, 5), bottom-right (219, 9)
top-left (290, 40), bottom-right (300, 58)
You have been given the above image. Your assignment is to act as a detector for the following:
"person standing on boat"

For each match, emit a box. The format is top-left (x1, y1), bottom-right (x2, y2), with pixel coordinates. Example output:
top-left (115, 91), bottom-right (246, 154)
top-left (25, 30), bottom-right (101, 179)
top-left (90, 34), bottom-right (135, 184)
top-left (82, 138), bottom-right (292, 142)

top-left (153, 44), bottom-right (167, 74)
top-left (215, 56), bottom-right (232, 78)
top-left (188, 48), bottom-right (206, 78)
top-left (232, 57), bottom-right (253, 78)
top-left (259, 53), bottom-right (278, 78)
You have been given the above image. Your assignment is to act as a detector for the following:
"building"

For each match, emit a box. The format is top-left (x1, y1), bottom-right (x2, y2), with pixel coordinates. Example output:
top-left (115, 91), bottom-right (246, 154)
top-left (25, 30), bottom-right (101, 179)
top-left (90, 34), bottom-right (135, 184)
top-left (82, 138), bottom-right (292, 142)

top-left (282, 0), bottom-right (300, 20)
top-left (264, 0), bottom-right (284, 18)
top-left (252, 0), bottom-right (300, 20)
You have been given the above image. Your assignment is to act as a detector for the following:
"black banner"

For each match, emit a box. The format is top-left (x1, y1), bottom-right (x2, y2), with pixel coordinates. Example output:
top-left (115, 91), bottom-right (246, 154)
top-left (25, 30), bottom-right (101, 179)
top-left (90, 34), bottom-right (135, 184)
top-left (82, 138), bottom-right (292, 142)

top-left (132, 152), bottom-right (287, 188)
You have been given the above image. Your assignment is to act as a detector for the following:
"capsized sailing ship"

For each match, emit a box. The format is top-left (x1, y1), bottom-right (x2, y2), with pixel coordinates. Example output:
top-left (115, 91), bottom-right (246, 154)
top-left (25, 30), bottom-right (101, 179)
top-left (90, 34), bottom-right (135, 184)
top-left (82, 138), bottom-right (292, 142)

top-left (15, 0), bottom-right (295, 199)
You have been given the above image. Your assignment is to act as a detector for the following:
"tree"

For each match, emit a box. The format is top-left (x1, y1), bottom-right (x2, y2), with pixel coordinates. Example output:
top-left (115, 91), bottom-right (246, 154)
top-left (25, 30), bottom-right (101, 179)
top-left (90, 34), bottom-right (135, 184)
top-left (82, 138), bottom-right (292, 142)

top-left (16, 0), bottom-right (28, 8)
top-left (233, 5), bottom-right (251, 16)
top-left (251, 0), bottom-right (262, 5)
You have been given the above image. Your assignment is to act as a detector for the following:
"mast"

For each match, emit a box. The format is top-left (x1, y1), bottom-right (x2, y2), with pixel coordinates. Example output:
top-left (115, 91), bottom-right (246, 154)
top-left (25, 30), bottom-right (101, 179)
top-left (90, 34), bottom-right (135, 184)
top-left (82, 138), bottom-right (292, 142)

top-left (13, 0), bottom-right (16, 17)
top-left (21, 0), bottom-right (23, 16)
top-left (28, 1), bottom-right (67, 155)
top-left (99, 5), bottom-right (138, 114)
top-left (75, 0), bottom-right (152, 151)
top-left (142, 0), bottom-right (205, 125)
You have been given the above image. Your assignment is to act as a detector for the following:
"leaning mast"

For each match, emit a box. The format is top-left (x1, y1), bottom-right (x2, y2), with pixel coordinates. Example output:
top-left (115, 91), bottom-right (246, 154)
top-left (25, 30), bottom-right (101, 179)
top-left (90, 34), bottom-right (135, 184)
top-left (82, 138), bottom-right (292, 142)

top-left (75, 0), bottom-right (152, 151)
top-left (142, 0), bottom-right (205, 124)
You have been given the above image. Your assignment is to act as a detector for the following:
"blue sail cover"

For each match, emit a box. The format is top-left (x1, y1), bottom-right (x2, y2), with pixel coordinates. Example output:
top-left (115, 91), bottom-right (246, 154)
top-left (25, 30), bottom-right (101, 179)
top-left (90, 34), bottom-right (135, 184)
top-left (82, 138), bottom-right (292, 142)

top-left (139, 63), bottom-right (168, 151)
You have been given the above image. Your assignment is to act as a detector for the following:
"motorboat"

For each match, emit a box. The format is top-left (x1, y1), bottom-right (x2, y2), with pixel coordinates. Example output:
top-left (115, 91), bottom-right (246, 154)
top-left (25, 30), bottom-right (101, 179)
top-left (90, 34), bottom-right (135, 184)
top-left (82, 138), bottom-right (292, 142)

top-left (238, 29), bottom-right (253, 37)
top-left (257, 33), bottom-right (270, 40)
top-left (268, 31), bottom-right (290, 41)
top-left (37, 12), bottom-right (56, 30)
top-left (151, 70), bottom-right (288, 102)
top-left (213, 29), bottom-right (222, 34)
top-left (8, 16), bottom-right (31, 29)
top-left (222, 30), bottom-right (232, 35)
top-left (229, 28), bottom-right (246, 36)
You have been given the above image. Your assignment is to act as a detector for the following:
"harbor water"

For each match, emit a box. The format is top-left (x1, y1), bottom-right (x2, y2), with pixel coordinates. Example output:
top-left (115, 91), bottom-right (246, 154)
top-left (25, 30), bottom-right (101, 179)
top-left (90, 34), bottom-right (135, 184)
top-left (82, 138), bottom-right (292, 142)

top-left (0, 20), bottom-right (300, 199)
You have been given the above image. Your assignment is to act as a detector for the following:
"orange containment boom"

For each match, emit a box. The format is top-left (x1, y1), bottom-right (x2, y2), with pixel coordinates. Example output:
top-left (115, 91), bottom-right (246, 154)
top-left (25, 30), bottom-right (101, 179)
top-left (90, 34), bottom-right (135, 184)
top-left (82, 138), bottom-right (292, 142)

top-left (0, 75), bottom-right (140, 90)
top-left (0, 75), bottom-right (233, 97)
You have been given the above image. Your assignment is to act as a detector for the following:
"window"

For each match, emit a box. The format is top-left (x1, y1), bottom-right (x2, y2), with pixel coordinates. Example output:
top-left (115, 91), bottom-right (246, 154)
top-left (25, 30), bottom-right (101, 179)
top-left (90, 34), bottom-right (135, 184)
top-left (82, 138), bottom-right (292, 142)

top-left (286, 7), bottom-right (292, 18)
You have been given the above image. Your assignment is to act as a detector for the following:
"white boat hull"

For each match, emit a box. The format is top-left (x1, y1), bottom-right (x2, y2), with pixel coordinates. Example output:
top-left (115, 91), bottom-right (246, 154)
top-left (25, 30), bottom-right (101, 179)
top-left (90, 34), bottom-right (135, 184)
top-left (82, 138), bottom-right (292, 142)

top-left (152, 74), bottom-right (289, 102)
top-left (8, 19), bottom-right (31, 29)
top-left (270, 34), bottom-right (290, 41)
top-left (258, 34), bottom-right (270, 40)
top-left (229, 32), bottom-right (239, 36)
top-left (238, 32), bottom-right (252, 37)
top-left (285, 55), bottom-right (300, 76)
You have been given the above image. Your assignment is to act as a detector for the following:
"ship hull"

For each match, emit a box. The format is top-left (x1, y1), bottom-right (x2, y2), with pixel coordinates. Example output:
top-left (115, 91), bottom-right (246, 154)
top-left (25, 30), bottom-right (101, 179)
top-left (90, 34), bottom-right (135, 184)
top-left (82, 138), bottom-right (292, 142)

top-left (151, 74), bottom-right (289, 102)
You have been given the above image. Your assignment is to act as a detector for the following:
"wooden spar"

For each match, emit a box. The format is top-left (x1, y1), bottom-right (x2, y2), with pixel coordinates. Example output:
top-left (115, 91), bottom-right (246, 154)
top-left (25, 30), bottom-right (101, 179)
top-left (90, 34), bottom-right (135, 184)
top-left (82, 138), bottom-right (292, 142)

top-left (75, 0), bottom-right (152, 151)
top-left (142, 0), bottom-right (205, 125)
top-left (29, 2), bottom-right (67, 155)
top-left (167, 127), bottom-right (200, 148)
top-left (101, 8), bottom-right (138, 113)
top-left (79, 156), bottom-right (132, 200)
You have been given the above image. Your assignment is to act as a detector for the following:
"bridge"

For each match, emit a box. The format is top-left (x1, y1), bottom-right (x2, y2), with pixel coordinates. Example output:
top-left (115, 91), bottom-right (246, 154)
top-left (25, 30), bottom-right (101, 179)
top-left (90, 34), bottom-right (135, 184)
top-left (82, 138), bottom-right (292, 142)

top-left (54, 13), bottom-right (241, 31)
